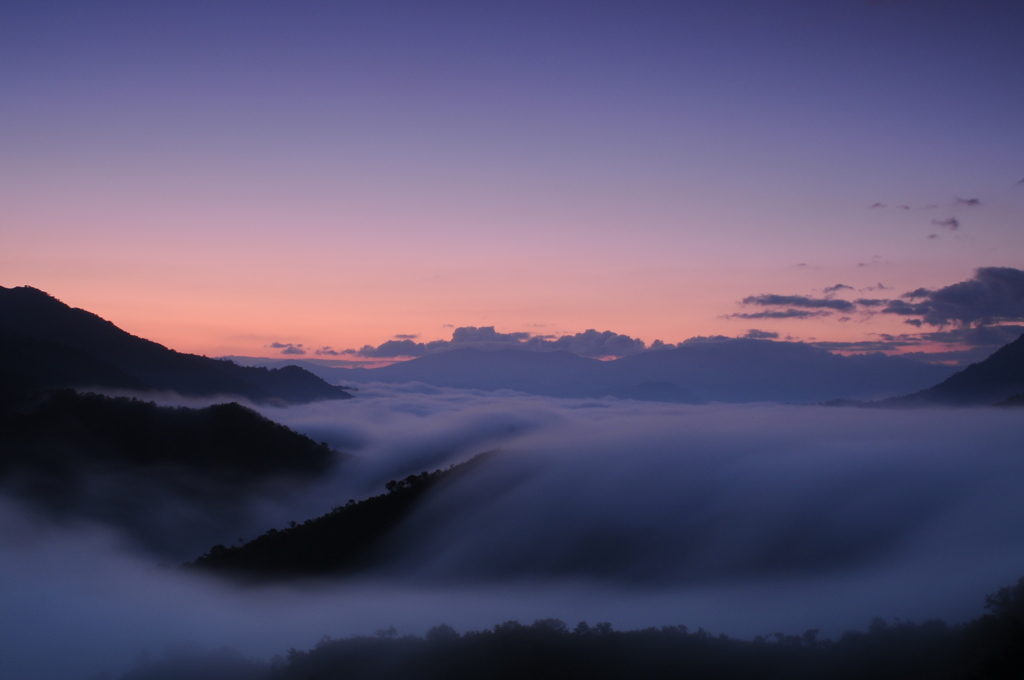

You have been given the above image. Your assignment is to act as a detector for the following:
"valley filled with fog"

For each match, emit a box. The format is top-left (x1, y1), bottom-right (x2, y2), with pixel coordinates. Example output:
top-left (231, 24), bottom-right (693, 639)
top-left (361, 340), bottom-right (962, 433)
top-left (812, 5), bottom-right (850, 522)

top-left (3, 385), bottom-right (1023, 680)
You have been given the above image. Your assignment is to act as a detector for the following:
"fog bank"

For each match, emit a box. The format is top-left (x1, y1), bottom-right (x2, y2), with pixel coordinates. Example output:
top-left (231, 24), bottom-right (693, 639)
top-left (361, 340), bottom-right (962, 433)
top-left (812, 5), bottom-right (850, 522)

top-left (3, 387), bottom-right (1023, 679)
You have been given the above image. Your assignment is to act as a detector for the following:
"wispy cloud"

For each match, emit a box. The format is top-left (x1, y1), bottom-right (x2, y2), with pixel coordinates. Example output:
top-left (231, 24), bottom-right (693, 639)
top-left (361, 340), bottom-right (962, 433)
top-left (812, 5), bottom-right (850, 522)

top-left (731, 309), bottom-right (832, 320)
top-left (741, 294), bottom-right (855, 312)
top-left (743, 329), bottom-right (779, 339)
top-left (269, 342), bottom-right (306, 355)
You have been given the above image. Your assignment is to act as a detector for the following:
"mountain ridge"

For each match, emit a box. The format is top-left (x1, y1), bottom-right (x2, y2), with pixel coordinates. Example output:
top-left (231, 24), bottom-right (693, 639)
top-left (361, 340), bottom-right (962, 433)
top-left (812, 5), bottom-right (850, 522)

top-left (882, 333), bottom-right (1024, 406)
top-left (0, 285), bottom-right (351, 404)
top-left (232, 338), bottom-right (957, 404)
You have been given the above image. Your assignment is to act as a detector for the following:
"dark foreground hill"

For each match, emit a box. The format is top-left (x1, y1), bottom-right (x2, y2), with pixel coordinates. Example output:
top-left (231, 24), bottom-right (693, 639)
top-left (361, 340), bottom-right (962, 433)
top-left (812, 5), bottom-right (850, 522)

top-left (882, 333), bottom-right (1024, 407)
top-left (189, 453), bottom-right (492, 579)
top-left (117, 577), bottom-right (1024, 680)
top-left (0, 285), bottom-right (351, 404)
top-left (0, 389), bottom-right (338, 556)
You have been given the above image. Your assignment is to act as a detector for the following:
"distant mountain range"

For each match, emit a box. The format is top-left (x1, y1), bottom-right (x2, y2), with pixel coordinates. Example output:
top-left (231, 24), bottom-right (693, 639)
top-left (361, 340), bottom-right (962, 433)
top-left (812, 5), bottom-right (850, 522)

top-left (4, 283), bottom-right (1015, 406)
top-left (229, 338), bottom-right (958, 404)
top-left (0, 285), bottom-right (351, 404)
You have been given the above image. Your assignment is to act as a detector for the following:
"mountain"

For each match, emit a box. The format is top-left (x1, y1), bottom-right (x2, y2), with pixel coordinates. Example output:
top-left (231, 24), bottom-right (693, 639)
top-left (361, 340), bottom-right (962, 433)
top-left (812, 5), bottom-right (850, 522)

top-left (0, 389), bottom-right (338, 557)
top-left (605, 339), bottom-right (954, 403)
top-left (885, 333), bottom-right (1024, 406)
top-left (0, 286), bottom-right (351, 404)
top-left (189, 452), bottom-right (493, 579)
top-left (341, 348), bottom-right (626, 398)
top-left (242, 338), bottom-right (955, 404)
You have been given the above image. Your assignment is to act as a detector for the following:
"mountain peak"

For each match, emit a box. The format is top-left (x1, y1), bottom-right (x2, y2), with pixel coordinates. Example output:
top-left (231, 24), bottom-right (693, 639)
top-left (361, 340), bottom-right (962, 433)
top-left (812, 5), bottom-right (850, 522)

top-left (0, 286), bottom-right (351, 403)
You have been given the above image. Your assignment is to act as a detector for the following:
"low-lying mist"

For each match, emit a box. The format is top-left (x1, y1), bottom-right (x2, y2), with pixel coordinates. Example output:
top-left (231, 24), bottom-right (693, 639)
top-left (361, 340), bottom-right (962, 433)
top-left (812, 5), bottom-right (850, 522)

top-left (3, 384), bottom-right (1023, 679)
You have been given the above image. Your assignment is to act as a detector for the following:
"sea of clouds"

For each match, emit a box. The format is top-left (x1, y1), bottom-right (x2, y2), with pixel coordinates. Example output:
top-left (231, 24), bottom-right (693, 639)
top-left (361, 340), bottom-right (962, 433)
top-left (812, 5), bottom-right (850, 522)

top-left (3, 384), bottom-right (1024, 679)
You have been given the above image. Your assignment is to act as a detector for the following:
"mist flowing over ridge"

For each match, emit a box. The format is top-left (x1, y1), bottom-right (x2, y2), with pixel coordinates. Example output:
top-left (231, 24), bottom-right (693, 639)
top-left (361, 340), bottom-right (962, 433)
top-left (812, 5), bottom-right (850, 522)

top-left (4, 389), bottom-right (1024, 679)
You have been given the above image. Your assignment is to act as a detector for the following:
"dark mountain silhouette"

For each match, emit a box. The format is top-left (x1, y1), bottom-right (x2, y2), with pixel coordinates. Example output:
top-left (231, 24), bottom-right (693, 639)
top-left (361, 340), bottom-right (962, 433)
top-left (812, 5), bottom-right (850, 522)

top-left (0, 334), bottom-right (147, 408)
top-left (0, 285), bottom-right (350, 403)
top-left (189, 452), bottom-right (492, 579)
top-left (884, 333), bottom-right (1024, 406)
top-left (241, 338), bottom-right (955, 404)
top-left (118, 576), bottom-right (1024, 680)
top-left (0, 389), bottom-right (338, 556)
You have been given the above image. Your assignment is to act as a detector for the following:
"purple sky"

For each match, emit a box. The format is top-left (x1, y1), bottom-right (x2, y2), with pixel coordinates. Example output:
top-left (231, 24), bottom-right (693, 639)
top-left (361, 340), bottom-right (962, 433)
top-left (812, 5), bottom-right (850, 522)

top-left (2, 1), bottom-right (1022, 359)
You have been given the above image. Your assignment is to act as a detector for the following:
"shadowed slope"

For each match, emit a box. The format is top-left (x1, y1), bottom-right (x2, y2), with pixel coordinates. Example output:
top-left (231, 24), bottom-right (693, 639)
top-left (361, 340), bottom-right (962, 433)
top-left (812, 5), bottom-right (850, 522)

top-left (0, 286), bottom-right (350, 403)
top-left (885, 333), bottom-right (1024, 406)
top-left (189, 453), bottom-right (493, 579)
top-left (0, 390), bottom-right (339, 556)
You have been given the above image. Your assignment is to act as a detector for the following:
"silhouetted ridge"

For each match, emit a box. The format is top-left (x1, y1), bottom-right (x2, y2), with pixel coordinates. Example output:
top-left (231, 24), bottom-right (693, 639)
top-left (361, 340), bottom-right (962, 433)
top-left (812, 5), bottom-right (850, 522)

top-left (0, 333), bottom-right (148, 407)
top-left (0, 390), bottom-right (339, 556)
top-left (0, 389), bottom-right (333, 475)
top-left (116, 576), bottom-right (1024, 680)
top-left (0, 285), bottom-right (351, 403)
top-left (277, 338), bottom-right (954, 403)
top-left (886, 333), bottom-right (1024, 406)
top-left (189, 453), bottom-right (493, 579)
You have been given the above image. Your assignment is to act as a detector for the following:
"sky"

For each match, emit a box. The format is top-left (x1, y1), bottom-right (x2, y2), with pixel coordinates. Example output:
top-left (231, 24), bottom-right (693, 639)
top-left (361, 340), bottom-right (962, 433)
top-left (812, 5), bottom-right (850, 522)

top-left (2, 0), bottom-right (1023, 359)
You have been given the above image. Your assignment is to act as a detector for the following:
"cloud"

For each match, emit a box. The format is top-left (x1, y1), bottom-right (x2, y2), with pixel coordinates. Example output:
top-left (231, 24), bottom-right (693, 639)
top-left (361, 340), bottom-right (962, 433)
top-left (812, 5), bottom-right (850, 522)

top-left (537, 329), bottom-right (646, 358)
top-left (859, 282), bottom-right (891, 292)
top-left (7, 395), bottom-right (1024, 679)
top-left (858, 256), bottom-right (889, 268)
top-left (881, 267), bottom-right (1024, 328)
top-left (343, 327), bottom-right (649, 359)
top-left (854, 298), bottom-right (888, 307)
top-left (741, 294), bottom-right (855, 312)
top-left (919, 324), bottom-right (1024, 347)
top-left (870, 202), bottom-right (885, 209)
top-left (743, 329), bottom-right (779, 339)
top-left (731, 309), bottom-right (831, 320)
top-left (315, 347), bottom-right (342, 356)
top-left (394, 334), bottom-right (420, 340)
top-left (647, 339), bottom-right (679, 351)
top-left (954, 197), bottom-right (981, 207)
top-left (822, 284), bottom-right (854, 295)
top-left (344, 339), bottom-right (434, 358)
top-left (451, 326), bottom-right (530, 344)
top-left (932, 217), bottom-right (960, 230)
top-left (269, 342), bottom-right (306, 355)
